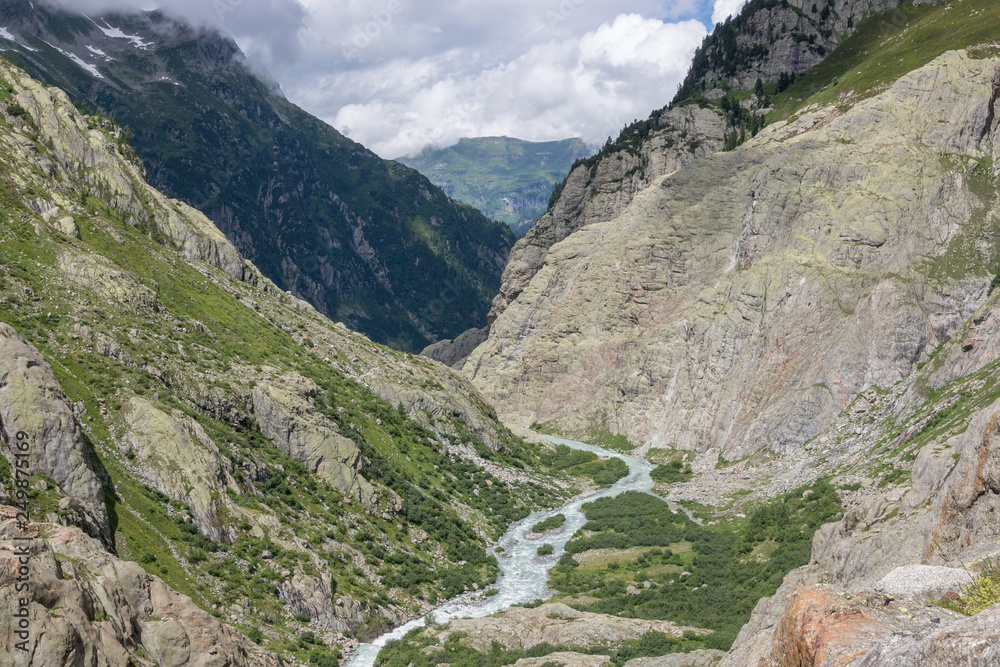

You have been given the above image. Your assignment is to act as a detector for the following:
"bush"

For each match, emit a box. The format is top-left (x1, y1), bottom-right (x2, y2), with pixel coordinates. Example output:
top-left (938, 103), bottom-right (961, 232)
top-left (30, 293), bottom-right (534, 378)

top-left (532, 514), bottom-right (566, 534)
top-left (537, 544), bottom-right (554, 557)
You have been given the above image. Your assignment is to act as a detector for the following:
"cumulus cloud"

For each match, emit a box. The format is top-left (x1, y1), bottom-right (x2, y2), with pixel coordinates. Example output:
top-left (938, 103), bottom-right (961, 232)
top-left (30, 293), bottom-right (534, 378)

top-left (45, 0), bottom-right (715, 158)
top-left (287, 5), bottom-right (708, 157)
top-left (711, 0), bottom-right (748, 25)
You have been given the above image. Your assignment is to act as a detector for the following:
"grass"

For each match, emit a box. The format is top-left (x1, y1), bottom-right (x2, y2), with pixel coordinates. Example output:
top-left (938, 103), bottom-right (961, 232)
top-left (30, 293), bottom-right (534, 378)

top-left (550, 480), bottom-right (843, 651)
top-left (768, 0), bottom-right (1000, 120)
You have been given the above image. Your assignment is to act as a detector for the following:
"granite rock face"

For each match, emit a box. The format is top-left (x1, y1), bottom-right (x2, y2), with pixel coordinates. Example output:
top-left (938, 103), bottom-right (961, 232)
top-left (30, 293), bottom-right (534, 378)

top-left (486, 105), bottom-right (726, 327)
top-left (690, 0), bottom-right (906, 90)
top-left (468, 51), bottom-right (1000, 461)
top-left (0, 515), bottom-right (283, 667)
top-left (624, 650), bottom-right (726, 667)
top-left (251, 372), bottom-right (377, 508)
top-left (120, 398), bottom-right (243, 543)
top-left (427, 603), bottom-right (709, 653)
top-left (0, 323), bottom-right (109, 543)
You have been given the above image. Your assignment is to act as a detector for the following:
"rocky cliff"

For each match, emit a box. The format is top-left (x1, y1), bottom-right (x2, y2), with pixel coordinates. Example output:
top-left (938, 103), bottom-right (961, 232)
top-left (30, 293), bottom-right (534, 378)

top-left (467, 49), bottom-right (1000, 461)
top-left (677, 0), bottom-right (905, 94)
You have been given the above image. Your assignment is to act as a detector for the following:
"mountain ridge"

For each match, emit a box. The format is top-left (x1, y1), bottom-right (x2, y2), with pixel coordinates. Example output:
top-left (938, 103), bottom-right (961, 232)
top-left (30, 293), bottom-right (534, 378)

top-left (398, 136), bottom-right (594, 237)
top-left (0, 1), bottom-right (515, 353)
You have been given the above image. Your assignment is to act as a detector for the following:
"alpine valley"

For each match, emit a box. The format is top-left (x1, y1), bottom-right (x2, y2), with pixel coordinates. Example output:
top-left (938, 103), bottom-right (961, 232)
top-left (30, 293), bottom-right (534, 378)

top-left (1, 0), bottom-right (1000, 666)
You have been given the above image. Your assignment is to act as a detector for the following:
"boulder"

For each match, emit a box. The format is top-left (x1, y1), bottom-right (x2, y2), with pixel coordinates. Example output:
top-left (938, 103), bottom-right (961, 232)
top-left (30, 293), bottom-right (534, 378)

top-left (874, 565), bottom-right (974, 600)
top-left (0, 323), bottom-right (109, 543)
top-left (251, 372), bottom-right (377, 509)
top-left (0, 514), bottom-right (283, 666)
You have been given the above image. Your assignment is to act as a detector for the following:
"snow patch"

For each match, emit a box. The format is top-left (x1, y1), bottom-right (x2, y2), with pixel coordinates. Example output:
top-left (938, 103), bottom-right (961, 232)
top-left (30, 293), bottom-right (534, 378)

top-left (89, 18), bottom-right (151, 49)
top-left (43, 41), bottom-right (104, 79)
top-left (85, 45), bottom-right (110, 60)
top-left (0, 26), bottom-right (38, 52)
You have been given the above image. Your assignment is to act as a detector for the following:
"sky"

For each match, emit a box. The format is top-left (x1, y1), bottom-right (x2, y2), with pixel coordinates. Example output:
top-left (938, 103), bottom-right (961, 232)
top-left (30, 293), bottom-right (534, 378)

top-left (45, 0), bottom-right (748, 158)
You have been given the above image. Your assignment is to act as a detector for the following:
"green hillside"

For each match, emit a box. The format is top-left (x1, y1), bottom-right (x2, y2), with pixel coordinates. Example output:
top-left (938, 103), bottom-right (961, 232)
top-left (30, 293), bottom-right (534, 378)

top-left (0, 2), bottom-right (515, 353)
top-left (399, 137), bottom-right (593, 236)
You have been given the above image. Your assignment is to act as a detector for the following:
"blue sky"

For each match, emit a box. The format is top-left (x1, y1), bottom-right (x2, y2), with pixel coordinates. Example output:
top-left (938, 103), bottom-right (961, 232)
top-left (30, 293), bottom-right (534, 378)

top-left (47, 0), bottom-right (748, 157)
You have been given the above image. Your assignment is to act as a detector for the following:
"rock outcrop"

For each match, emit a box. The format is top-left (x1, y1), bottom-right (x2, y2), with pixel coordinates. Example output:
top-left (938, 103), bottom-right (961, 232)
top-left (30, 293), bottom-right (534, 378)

top-left (0, 323), bottom-right (109, 543)
top-left (0, 513), bottom-right (282, 666)
top-left (682, 0), bottom-right (905, 91)
top-left (251, 372), bottom-right (377, 508)
top-left (425, 603), bottom-right (709, 653)
top-left (624, 651), bottom-right (726, 667)
top-left (467, 51), bottom-right (1000, 460)
top-left (421, 326), bottom-right (489, 369)
top-left (486, 105), bottom-right (726, 326)
top-left (120, 398), bottom-right (243, 543)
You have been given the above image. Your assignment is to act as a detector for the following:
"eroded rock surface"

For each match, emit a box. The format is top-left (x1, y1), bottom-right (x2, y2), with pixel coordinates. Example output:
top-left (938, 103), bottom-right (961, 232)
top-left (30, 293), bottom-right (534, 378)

top-left (0, 513), bottom-right (283, 667)
top-left (468, 51), bottom-right (1000, 461)
top-left (120, 398), bottom-right (243, 543)
top-left (252, 372), bottom-right (377, 508)
top-left (426, 603), bottom-right (709, 653)
top-left (0, 323), bottom-right (108, 543)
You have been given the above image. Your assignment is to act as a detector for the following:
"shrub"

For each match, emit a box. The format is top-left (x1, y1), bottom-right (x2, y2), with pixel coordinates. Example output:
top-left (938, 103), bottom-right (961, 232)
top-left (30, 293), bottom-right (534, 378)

top-left (537, 544), bottom-right (554, 557)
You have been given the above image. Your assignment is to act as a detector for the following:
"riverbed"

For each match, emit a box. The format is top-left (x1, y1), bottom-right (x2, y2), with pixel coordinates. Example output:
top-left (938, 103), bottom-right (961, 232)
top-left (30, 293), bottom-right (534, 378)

top-left (344, 434), bottom-right (658, 667)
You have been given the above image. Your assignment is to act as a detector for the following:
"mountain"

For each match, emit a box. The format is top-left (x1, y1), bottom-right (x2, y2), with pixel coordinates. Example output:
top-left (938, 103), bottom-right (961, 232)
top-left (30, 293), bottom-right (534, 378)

top-left (0, 2), bottom-right (515, 353)
top-left (398, 137), bottom-right (594, 237)
top-left (453, 0), bottom-right (1000, 660)
top-left (0, 56), bottom-right (560, 663)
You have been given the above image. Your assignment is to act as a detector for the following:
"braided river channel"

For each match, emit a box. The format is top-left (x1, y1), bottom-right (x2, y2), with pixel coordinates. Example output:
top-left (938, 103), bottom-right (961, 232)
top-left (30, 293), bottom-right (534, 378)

top-left (345, 434), bottom-right (660, 666)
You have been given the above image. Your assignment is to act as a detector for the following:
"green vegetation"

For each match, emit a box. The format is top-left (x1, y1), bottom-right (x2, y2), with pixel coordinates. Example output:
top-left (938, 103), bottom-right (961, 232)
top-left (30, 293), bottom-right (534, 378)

top-left (537, 544), bottom-right (555, 557)
top-left (532, 514), bottom-right (566, 534)
top-left (650, 460), bottom-right (693, 485)
top-left (766, 0), bottom-right (1000, 119)
top-left (939, 558), bottom-right (1000, 616)
top-left (549, 480), bottom-right (843, 650)
top-left (8, 9), bottom-right (515, 353)
top-left (399, 137), bottom-right (593, 236)
top-left (537, 445), bottom-right (628, 487)
top-left (377, 628), bottom-right (708, 667)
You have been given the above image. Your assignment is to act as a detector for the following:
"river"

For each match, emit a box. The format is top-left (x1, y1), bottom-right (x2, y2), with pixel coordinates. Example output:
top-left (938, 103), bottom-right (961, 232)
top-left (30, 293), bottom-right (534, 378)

top-left (345, 434), bottom-right (659, 667)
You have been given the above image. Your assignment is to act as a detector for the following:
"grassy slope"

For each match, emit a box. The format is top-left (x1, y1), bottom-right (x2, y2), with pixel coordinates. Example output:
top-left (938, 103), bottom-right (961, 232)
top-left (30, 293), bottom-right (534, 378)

top-left (769, 0), bottom-right (1000, 117)
top-left (0, 60), bottom-right (571, 662)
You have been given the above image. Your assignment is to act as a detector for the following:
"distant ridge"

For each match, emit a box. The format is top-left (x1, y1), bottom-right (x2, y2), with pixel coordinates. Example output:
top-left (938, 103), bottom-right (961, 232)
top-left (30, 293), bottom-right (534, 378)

top-left (399, 136), bottom-right (594, 237)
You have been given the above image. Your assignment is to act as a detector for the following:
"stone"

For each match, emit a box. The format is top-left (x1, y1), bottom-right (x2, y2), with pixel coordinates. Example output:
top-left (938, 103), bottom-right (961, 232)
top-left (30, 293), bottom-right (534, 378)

top-left (874, 565), bottom-right (974, 600)
top-left (423, 603), bottom-right (709, 653)
top-left (624, 650), bottom-right (726, 667)
top-left (515, 653), bottom-right (612, 667)
top-left (0, 323), bottom-right (109, 543)
top-left (252, 372), bottom-right (378, 508)
top-left (467, 51), bottom-right (1000, 461)
top-left (0, 517), bottom-right (282, 666)
top-left (121, 397), bottom-right (242, 543)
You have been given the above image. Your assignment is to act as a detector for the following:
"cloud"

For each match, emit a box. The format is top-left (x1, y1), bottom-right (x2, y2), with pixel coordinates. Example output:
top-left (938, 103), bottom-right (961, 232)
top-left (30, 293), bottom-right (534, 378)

top-left (40, 0), bottom-right (307, 66)
top-left (288, 7), bottom-right (708, 157)
top-left (711, 0), bottom-right (748, 25)
top-left (45, 0), bottom-right (713, 158)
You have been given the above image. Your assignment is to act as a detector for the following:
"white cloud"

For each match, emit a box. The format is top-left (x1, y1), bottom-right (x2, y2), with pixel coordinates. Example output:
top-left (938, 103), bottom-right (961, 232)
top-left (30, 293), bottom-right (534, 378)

top-left (46, 0), bottom-right (713, 158)
top-left (711, 0), bottom-right (748, 25)
top-left (291, 10), bottom-right (707, 158)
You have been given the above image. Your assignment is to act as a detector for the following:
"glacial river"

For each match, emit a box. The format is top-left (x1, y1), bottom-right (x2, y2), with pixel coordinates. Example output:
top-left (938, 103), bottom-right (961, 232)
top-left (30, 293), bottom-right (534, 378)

top-left (345, 434), bottom-right (658, 667)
